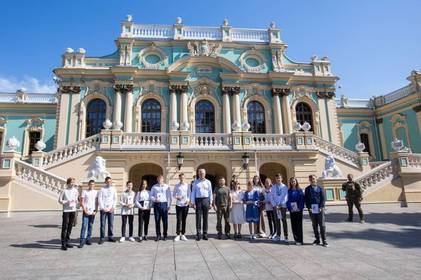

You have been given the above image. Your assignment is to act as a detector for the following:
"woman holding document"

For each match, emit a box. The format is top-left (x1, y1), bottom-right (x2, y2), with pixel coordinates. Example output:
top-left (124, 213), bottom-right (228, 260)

top-left (286, 177), bottom-right (304, 245)
top-left (135, 180), bottom-right (151, 242)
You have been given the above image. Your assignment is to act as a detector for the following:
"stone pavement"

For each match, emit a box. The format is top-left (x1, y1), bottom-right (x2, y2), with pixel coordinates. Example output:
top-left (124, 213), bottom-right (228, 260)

top-left (0, 203), bottom-right (420, 280)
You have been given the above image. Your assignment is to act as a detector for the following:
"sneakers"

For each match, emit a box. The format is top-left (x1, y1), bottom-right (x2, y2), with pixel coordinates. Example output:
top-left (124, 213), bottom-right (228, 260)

top-left (138, 236), bottom-right (143, 242)
top-left (225, 234), bottom-right (231, 239)
top-left (108, 238), bottom-right (116, 243)
top-left (296, 242), bottom-right (303, 246)
top-left (98, 239), bottom-right (104, 245)
top-left (360, 219), bottom-right (366, 224)
top-left (312, 240), bottom-right (320, 246)
top-left (284, 237), bottom-right (289, 244)
top-left (322, 241), bottom-right (329, 247)
top-left (180, 235), bottom-right (188, 241)
top-left (174, 235), bottom-right (181, 242)
top-left (119, 237), bottom-right (126, 243)
top-left (272, 236), bottom-right (280, 242)
top-left (78, 242), bottom-right (85, 249)
top-left (144, 236), bottom-right (148, 241)
top-left (250, 234), bottom-right (257, 240)
top-left (85, 240), bottom-right (92, 245)
top-left (128, 237), bottom-right (135, 242)
top-left (259, 232), bottom-right (267, 238)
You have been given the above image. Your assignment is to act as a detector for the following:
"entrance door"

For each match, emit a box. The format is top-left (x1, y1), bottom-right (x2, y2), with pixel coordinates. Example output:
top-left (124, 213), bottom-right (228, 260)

top-left (259, 162), bottom-right (287, 185)
top-left (196, 163), bottom-right (227, 191)
top-left (129, 163), bottom-right (163, 192)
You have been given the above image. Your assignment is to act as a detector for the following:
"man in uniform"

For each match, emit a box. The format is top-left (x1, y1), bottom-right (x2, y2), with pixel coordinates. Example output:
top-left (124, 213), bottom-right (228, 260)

top-left (342, 174), bottom-right (365, 223)
top-left (213, 177), bottom-right (231, 239)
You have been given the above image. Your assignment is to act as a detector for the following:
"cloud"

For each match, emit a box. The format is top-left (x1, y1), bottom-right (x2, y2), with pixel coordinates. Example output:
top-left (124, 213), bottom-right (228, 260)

top-left (0, 75), bottom-right (56, 93)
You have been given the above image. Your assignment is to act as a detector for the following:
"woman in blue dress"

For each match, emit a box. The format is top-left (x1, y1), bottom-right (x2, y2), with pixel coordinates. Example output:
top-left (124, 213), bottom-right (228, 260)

top-left (243, 179), bottom-right (260, 240)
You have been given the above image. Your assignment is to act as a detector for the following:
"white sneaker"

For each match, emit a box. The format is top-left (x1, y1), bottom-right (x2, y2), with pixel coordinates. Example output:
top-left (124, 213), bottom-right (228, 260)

top-left (138, 236), bottom-right (143, 242)
top-left (249, 235), bottom-right (254, 240)
top-left (128, 237), bottom-right (135, 242)
top-left (174, 235), bottom-right (181, 242)
top-left (259, 232), bottom-right (267, 238)
top-left (119, 237), bottom-right (125, 243)
top-left (252, 234), bottom-right (257, 240)
top-left (180, 235), bottom-right (188, 241)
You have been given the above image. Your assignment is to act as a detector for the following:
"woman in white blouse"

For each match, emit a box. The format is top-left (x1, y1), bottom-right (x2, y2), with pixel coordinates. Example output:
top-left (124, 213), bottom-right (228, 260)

top-left (120, 181), bottom-right (136, 242)
top-left (135, 180), bottom-right (151, 242)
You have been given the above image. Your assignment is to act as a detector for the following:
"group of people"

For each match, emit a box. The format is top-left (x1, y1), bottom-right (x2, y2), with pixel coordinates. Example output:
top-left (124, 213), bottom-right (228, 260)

top-left (58, 168), bottom-right (364, 251)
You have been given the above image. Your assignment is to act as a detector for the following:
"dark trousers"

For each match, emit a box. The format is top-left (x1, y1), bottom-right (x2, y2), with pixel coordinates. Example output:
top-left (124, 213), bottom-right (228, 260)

top-left (216, 206), bottom-right (230, 235)
top-left (176, 206), bottom-right (189, 235)
top-left (138, 209), bottom-right (151, 237)
top-left (154, 202), bottom-right (168, 237)
top-left (347, 198), bottom-right (364, 221)
top-left (61, 211), bottom-right (76, 245)
top-left (265, 210), bottom-right (276, 236)
top-left (275, 208), bottom-right (288, 238)
top-left (195, 197), bottom-right (210, 235)
top-left (80, 214), bottom-right (95, 242)
top-left (310, 210), bottom-right (326, 242)
top-left (121, 215), bottom-right (134, 237)
top-left (290, 211), bottom-right (303, 243)
top-left (100, 211), bottom-right (114, 240)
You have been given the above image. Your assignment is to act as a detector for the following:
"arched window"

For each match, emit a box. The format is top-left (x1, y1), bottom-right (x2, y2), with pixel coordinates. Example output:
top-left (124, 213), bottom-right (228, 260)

top-left (86, 99), bottom-right (106, 137)
top-left (296, 102), bottom-right (313, 131)
top-left (247, 101), bottom-right (266, 134)
top-left (28, 131), bottom-right (41, 155)
top-left (142, 99), bottom-right (161, 132)
top-left (195, 100), bottom-right (215, 133)
top-left (360, 133), bottom-right (371, 155)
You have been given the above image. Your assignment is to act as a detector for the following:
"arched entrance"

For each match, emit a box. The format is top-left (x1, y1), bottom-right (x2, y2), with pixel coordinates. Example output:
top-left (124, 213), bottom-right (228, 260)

top-left (259, 162), bottom-right (287, 185)
top-left (129, 163), bottom-right (163, 192)
top-left (196, 162), bottom-right (227, 191)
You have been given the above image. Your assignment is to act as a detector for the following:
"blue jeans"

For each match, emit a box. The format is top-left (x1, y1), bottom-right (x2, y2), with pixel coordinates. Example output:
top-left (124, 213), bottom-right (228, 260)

top-left (80, 214), bottom-right (95, 242)
top-left (100, 211), bottom-right (114, 239)
top-left (154, 202), bottom-right (168, 237)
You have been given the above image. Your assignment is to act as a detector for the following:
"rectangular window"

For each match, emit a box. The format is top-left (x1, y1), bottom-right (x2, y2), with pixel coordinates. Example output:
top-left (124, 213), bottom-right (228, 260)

top-left (28, 131), bottom-right (41, 155)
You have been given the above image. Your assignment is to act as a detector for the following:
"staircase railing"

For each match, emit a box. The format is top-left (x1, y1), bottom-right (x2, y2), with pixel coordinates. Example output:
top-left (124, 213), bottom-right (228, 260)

top-left (15, 159), bottom-right (67, 194)
top-left (42, 134), bottom-right (100, 168)
top-left (355, 161), bottom-right (393, 192)
top-left (313, 135), bottom-right (360, 166)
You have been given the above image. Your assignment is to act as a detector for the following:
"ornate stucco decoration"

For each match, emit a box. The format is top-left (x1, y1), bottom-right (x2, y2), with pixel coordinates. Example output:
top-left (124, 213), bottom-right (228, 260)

top-left (0, 116), bottom-right (7, 128)
top-left (187, 40), bottom-right (222, 57)
top-left (239, 48), bottom-right (267, 73)
top-left (138, 43), bottom-right (168, 69)
top-left (113, 83), bottom-right (134, 94)
top-left (241, 83), bottom-right (271, 107)
top-left (316, 90), bottom-right (336, 99)
top-left (25, 117), bottom-right (44, 131)
top-left (271, 48), bottom-right (284, 72)
top-left (189, 77), bottom-right (220, 104)
top-left (291, 85), bottom-right (315, 100)
top-left (137, 80), bottom-right (167, 95)
top-left (85, 80), bottom-right (113, 95)
top-left (60, 86), bottom-right (81, 94)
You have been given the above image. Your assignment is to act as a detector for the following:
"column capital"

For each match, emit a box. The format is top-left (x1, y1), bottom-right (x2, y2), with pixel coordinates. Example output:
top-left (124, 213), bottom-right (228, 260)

top-left (113, 83), bottom-right (133, 93)
top-left (271, 87), bottom-right (290, 97)
top-left (169, 84), bottom-right (188, 93)
top-left (59, 86), bottom-right (81, 94)
top-left (316, 90), bottom-right (336, 99)
top-left (413, 104), bottom-right (421, 113)
top-left (222, 85), bottom-right (241, 95)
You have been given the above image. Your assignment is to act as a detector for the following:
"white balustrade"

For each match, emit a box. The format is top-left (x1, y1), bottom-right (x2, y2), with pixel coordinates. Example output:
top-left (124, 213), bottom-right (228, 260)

top-left (407, 153), bottom-right (421, 168)
top-left (190, 133), bottom-right (232, 149)
top-left (355, 162), bottom-right (393, 191)
top-left (313, 135), bottom-right (360, 166)
top-left (15, 159), bottom-right (67, 193)
top-left (384, 85), bottom-right (413, 104)
top-left (42, 134), bottom-right (100, 168)
top-left (122, 133), bottom-right (168, 149)
top-left (250, 134), bottom-right (293, 149)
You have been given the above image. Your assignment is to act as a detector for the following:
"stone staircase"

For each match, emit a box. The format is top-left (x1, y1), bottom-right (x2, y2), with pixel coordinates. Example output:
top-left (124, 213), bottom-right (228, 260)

top-left (355, 161), bottom-right (394, 197)
top-left (313, 135), bottom-right (360, 168)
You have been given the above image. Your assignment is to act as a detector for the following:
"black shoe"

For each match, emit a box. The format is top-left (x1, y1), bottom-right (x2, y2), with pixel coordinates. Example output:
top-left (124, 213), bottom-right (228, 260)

top-left (108, 238), bottom-right (116, 243)
top-left (66, 243), bottom-right (74, 248)
top-left (225, 234), bottom-right (231, 239)
top-left (86, 240), bottom-right (92, 245)
top-left (155, 236), bottom-right (161, 242)
top-left (217, 233), bottom-right (222, 239)
top-left (312, 240), bottom-right (320, 246)
top-left (144, 236), bottom-right (148, 241)
top-left (322, 241), bottom-right (329, 247)
top-left (202, 234), bottom-right (208, 240)
top-left (196, 234), bottom-right (201, 241)
top-left (163, 236), bottom-right (167, 241)
top-left (238, 234), bottom-right (242, 239)
top-left (98, 239), bottom-right (104, 245)
top-left (78, 243), bottom-right (84, 249)
top-left (61, 245), bottom-right (67, 251)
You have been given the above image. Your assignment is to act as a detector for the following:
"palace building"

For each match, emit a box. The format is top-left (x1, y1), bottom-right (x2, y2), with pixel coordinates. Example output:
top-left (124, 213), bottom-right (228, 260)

top-left (1, 16), bottom-right (421, 212)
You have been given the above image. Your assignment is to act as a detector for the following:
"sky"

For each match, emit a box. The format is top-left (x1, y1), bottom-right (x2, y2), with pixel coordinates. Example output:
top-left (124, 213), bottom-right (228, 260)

top-left (0, 0), bottom-right (420, 98)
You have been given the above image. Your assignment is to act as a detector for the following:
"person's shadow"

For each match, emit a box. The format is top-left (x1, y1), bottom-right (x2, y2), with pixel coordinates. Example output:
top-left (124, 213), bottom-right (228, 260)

top-left (10, 239), bottom-right (62, 250)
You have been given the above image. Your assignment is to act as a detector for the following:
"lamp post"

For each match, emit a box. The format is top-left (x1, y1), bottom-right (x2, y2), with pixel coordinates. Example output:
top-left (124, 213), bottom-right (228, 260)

top-left (242, 153), bottom-right (250, 170)
top-left (176, 152), bottom-right (184, 170)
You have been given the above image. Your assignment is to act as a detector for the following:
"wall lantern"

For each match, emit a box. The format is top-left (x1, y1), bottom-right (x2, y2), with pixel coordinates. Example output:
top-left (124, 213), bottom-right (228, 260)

top-left (242, 153), bottom-right (250, 170)
top-left (176, 152), bottom-right (184, 170)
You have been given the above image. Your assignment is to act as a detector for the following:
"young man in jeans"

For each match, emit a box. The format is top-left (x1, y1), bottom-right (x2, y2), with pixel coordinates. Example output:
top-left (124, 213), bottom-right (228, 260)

top-left (79, 180), bottom-right (98, 248)
top-left (213, 177), bottom-right (231, 239)
top-left (98, 176), bottom-right (117, 244)
top-left (305, 174), bottom-right (328, 247)
top-left (173, 173), bottom-right (190, 241)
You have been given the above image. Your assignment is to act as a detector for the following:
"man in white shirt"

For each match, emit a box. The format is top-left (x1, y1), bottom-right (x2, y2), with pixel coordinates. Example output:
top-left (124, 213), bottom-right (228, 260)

top-left (190, 168), bottom-right (213, 241)
top-left (98, 176), bottom-right (117, 244)
top-left (150, 175), bottom-right (172, 241)
top-left (58, 177), bottom-right (79, 250)
top-left (270, 173), bottom-right (289, 242)
top-left (78, 179), bottom-right (98, 248)
top-left (173, 173), bottom-right (190, 241)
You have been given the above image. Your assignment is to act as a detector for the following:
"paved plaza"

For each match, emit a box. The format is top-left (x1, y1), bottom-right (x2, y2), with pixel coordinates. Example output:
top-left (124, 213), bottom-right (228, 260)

top-left (0, 203), bottom-right (420, 280)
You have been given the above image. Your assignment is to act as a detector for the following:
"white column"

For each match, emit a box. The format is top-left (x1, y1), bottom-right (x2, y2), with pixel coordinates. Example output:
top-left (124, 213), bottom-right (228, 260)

top-left (222, 91), bottom-right (231, 133)
top-left (113, 90), bottom-right (122, 126)
top-left (233, 92), bottom-right (241, 129)
top-left (170, 88), bottom-right (178, 130)
top-left (272, 92), bottom-right (283, 134)
top-left (281, 93), bottom-right (292, 133)
top-left (180, 91), bottom-right (189, 130)
top-left (124, 90), bottom-right (133, 132)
